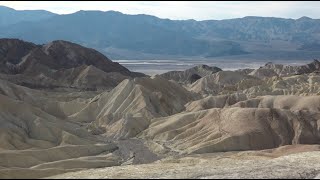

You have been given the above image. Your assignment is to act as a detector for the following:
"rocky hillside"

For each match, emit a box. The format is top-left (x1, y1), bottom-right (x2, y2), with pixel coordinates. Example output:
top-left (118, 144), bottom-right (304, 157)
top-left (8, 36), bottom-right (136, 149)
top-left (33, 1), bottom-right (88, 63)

top-left (70, 76), bottom-right (198, 139)
top-left (0, 39), bottom-right (145, 90)
top-left (0, 41), bottom-right (319, 178)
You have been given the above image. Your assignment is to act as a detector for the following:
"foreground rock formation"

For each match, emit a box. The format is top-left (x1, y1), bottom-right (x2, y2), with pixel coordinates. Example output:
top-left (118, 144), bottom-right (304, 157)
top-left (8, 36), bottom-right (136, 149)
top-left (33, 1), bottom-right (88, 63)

top-left (0, 39), bottom-right (319, 179)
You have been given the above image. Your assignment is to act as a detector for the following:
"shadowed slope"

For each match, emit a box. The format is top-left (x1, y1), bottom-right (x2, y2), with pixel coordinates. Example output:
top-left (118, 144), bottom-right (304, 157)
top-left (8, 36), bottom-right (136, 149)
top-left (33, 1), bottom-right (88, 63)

top-left (0, 39), bottom-right (145, 90)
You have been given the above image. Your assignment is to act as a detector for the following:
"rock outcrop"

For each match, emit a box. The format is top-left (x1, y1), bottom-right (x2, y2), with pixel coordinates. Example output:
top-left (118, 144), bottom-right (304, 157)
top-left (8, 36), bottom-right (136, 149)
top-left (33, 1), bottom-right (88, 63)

top-left (160, 65), bottom-right (222, 84)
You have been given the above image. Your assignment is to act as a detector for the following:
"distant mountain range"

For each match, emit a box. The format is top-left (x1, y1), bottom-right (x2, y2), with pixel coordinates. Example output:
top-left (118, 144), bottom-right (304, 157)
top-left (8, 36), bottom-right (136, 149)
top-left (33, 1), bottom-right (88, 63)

top-left (1, 5), bottom-right (320, 60)
top-left (0, 6), bottom-right (56, 26)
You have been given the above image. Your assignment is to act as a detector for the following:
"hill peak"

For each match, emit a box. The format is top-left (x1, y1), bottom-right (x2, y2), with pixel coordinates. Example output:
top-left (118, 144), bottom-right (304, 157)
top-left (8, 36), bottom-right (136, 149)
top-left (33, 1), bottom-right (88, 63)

top-left (0, 5), bottom-right (15, 11)
top-left (297, 16), bottom-right (313, 21)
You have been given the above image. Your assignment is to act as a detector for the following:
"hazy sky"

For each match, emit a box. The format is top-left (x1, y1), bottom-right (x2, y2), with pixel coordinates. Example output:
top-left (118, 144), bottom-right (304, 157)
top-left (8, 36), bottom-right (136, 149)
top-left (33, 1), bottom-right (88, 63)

top-left (0, 1), bottom-right (319, 20)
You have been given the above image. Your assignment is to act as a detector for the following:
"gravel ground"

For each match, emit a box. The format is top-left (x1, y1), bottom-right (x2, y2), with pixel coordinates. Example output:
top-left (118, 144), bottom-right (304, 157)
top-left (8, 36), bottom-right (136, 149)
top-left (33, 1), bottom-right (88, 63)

top-left (49, 151), bottom-right (320, 179)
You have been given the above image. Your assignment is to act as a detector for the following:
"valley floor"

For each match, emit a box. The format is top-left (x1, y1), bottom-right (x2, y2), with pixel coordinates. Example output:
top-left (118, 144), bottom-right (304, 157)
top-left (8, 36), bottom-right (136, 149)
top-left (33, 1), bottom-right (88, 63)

top-left (50, 144), bottom-right (320, 179)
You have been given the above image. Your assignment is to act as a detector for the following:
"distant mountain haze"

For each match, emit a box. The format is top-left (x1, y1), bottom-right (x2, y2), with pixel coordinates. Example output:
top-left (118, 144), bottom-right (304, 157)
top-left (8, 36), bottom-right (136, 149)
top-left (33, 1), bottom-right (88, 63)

top-left (0, 6), bottom-right (56, 26)
top-left (0, 6), bottom-right (320, 60)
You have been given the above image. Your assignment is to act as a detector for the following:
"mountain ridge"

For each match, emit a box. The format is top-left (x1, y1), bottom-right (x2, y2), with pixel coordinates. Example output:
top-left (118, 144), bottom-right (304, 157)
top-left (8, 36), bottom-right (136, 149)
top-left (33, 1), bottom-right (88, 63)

top-left (1, 6), bottom-right (320, 59)
top-left (0, 38), bottom-right (145, 90)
